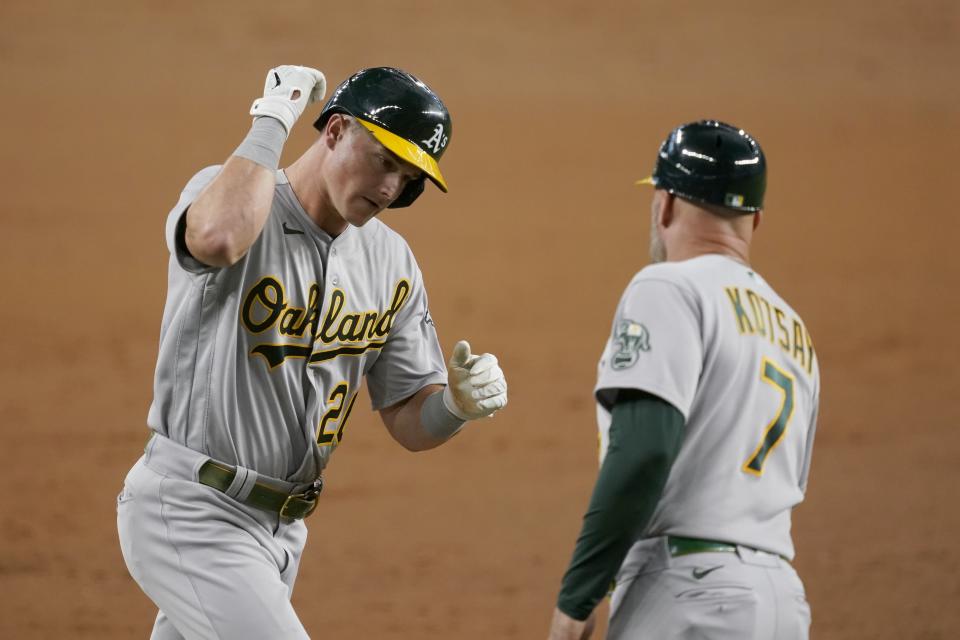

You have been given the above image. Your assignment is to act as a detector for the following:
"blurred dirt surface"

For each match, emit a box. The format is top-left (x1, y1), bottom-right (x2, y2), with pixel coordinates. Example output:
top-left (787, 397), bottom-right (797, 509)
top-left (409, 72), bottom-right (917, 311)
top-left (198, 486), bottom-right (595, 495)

top-left (1, 1), bottom-right (958, 638)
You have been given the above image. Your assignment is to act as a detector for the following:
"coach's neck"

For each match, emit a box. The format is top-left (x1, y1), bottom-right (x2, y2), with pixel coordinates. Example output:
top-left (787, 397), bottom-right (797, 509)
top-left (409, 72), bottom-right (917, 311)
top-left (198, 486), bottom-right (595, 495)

top-left (655, 192), bottom-right (761, 266)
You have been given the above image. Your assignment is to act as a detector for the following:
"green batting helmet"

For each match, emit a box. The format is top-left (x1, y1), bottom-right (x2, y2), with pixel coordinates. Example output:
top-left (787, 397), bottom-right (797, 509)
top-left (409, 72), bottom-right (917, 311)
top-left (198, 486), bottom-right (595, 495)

top-left (314, 67), bottom-right (452, 209)
top-left (637, 120), bottom-right (766, 212)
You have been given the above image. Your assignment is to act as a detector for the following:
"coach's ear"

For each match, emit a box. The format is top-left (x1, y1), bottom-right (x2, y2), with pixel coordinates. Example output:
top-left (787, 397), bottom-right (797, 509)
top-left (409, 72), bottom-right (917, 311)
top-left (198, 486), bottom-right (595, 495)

top-left (657, 191), bottom-right (675, 229)
top-left (753, 210), bottom-right (762, 231)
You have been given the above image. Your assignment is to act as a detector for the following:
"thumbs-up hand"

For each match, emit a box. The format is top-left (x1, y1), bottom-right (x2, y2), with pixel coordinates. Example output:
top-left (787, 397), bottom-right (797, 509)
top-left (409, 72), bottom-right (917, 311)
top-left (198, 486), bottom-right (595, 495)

top-left (442, 340), bottom-right (508, 421)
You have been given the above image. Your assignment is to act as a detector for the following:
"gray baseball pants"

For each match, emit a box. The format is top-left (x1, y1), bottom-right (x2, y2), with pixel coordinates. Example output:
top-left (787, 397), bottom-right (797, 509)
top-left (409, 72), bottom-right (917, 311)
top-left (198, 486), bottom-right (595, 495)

top-left (607, 537), bottom-right (810, 639)
top-left (117, 435), bottom-right (311, 639)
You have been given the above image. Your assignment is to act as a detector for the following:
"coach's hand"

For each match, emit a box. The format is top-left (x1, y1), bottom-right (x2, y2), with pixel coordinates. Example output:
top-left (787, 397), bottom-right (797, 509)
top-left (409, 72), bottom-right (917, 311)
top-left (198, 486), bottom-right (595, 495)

top-left (443, 341), bottom-right (508, 421)
top-left (548, 607), bottom-right (595, 640)
top-left (249, 65), bottom-right (326, 133)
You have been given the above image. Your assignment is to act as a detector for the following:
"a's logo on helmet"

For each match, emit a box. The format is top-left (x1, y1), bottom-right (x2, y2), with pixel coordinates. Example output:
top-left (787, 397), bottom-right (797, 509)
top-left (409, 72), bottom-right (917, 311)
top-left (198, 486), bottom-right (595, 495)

top-left (422, 124), bottom-right (448, 154)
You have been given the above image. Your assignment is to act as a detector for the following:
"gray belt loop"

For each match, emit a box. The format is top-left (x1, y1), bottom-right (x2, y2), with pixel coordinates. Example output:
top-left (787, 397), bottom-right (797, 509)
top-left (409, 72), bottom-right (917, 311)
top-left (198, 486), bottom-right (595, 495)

top-left (658, 536), bottom-right (673, 568)
top-left (144, 432), bottom-right (158, 459)
top-left (735, 545), bottom-right (781, 567)
top-left (234, 469), bottom-right (260, 502)
top-left (225, 467), bottom-right (250, 499)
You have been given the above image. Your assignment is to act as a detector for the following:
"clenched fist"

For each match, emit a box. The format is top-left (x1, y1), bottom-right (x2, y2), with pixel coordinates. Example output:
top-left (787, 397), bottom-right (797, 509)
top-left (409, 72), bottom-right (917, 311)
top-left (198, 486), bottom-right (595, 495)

top-left (442, 341), bottom-right (508, 421)
top-left (249, 65), bottom-right (326, 133)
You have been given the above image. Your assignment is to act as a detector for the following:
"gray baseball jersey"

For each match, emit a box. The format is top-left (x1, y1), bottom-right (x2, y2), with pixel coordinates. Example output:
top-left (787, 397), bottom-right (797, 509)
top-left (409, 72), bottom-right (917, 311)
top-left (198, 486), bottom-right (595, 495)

top-left (595, 254), bottom-right (819, 560)
top-left (146, 165), bottom-right (447, 483)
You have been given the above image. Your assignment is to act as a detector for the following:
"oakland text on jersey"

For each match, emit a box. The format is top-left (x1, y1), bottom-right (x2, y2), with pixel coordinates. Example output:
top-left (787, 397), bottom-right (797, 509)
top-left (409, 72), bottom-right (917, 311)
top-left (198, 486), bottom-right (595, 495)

top-left (318, 280), bottom-right (410, 344)
top-left (242, 277), bottom-right (323, 337)
top-left (241, 276), bottom-right (412, 368)
top-left (724, 286), bottom-right (815, 375)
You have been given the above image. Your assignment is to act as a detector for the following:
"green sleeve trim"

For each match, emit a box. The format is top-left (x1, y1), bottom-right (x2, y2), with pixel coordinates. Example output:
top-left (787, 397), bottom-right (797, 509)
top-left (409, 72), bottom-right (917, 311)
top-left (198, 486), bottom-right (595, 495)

top-left (556, 391), bottom-right (684, 621)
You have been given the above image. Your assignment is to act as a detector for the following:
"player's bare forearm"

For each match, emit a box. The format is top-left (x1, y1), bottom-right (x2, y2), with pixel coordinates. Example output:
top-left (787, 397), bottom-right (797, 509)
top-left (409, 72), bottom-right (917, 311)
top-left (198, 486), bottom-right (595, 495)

top-left (185, 155), bottom-right (277, 267)
top-left (379, 384), bottom-right (448, 451)
top-left (548, 607), bottom-right (595, 640)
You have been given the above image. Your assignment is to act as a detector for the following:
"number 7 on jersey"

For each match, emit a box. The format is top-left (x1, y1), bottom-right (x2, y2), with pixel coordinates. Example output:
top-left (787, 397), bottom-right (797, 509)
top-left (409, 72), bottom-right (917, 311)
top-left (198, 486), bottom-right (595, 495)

top-left (743, 358), bottom-right (795, 476)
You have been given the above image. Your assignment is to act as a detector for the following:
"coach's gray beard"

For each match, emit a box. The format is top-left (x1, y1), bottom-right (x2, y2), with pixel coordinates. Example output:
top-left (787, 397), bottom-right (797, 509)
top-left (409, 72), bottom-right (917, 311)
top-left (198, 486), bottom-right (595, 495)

top-left (649, 219), bottom-right (666, 264)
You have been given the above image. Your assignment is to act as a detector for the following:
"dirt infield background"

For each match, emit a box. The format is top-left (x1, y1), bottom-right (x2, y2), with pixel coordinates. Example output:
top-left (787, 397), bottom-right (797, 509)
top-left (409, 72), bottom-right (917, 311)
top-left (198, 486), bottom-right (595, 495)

top-left (2, 1), bottom-right (958, 638)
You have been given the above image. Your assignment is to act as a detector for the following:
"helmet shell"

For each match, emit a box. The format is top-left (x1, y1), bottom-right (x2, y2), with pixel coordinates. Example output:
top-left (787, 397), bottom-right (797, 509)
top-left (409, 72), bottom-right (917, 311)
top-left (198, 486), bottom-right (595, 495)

top-left (639, 120), bottom-right (766, 212)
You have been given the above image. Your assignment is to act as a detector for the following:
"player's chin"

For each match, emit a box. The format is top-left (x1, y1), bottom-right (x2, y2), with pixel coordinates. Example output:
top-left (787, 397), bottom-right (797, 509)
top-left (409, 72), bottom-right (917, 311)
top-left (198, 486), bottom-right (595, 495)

top-left (347, 197), bottom-right (384, 226)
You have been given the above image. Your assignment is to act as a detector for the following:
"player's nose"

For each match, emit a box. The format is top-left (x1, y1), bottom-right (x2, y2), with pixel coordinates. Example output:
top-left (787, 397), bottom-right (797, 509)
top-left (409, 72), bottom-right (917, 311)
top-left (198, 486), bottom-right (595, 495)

top-left (379, 172), bottom-right (406, 203)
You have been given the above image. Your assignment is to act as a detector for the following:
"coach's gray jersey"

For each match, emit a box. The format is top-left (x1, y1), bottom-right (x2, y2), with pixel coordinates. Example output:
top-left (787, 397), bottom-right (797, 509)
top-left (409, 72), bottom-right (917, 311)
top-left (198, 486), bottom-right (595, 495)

top-left (595, 254), bottom-right (819, 560)
top-left (147, 166), bottom-right (447, 482)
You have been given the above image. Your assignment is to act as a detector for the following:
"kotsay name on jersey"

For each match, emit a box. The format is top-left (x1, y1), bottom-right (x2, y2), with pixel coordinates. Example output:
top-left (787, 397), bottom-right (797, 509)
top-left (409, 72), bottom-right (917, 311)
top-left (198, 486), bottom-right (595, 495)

top-left (724, 286), bottom-right (815, 375)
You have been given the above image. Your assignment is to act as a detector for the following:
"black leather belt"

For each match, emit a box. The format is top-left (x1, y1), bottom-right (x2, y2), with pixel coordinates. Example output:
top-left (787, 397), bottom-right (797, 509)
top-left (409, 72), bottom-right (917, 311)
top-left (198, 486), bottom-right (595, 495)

top-left (198, 460), bottom-right (322, 520)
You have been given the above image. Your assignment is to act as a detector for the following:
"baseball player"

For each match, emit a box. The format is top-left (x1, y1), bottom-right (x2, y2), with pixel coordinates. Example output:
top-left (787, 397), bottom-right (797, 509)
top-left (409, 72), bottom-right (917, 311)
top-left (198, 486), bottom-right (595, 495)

top-left (547, 121), bottom-right (820, 639)
top-left (116, 65), bottom-right (508, 639)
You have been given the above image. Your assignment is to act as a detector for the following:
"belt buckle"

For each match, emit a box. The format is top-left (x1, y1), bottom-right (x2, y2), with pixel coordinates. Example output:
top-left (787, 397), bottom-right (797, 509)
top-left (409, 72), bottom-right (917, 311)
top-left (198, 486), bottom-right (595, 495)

top-left (280, 478), bottom-right (323, 519)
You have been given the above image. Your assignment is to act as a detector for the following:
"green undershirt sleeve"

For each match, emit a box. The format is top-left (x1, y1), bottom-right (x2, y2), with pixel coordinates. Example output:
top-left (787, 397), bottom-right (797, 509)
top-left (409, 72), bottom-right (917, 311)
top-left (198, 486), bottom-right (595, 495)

top-left (555, 390), bottom-right (685, 621)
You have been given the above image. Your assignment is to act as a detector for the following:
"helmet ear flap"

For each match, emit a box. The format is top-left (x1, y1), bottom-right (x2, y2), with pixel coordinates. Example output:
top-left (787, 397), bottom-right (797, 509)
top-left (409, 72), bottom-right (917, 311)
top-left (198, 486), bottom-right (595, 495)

top-left (388, 176), bottom-right (426, 209)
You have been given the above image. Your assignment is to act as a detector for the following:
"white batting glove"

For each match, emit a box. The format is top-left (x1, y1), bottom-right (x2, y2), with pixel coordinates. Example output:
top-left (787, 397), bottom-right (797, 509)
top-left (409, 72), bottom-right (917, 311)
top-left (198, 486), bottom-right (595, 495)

top-left (442, 341), bottom-right (508, 421)
top-left (249, 65), bottom-right (326, 133)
